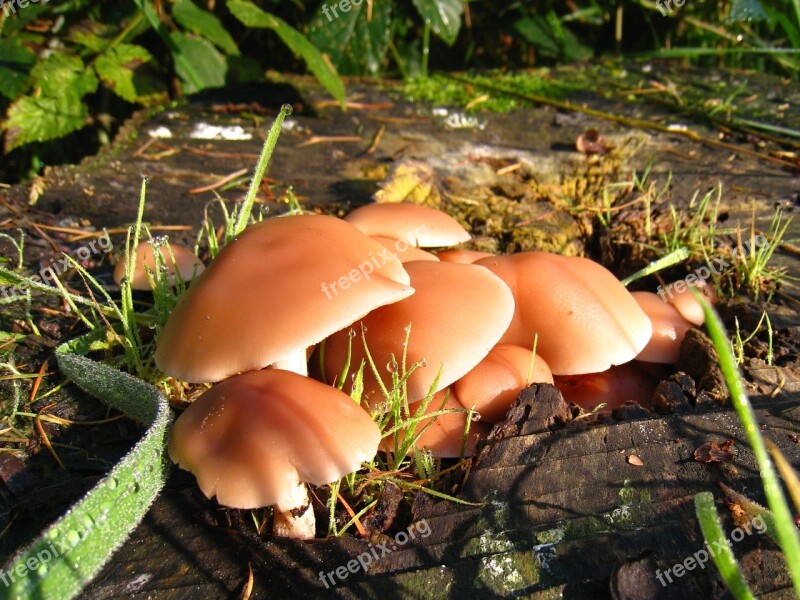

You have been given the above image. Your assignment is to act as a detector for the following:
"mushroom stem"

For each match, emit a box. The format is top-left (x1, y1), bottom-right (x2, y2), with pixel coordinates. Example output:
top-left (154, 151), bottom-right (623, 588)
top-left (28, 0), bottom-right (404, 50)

top-left (272, 485), bottom-right (316, 540)
top-left (272, 350), bottom-right (309, 377)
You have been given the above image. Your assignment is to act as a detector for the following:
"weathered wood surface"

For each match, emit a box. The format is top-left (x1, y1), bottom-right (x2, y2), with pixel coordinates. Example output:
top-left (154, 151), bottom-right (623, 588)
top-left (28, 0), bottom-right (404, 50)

top-left (86, 386), bottom-right (800, 598)
top-left (1, 61), bottom-right (799, 598)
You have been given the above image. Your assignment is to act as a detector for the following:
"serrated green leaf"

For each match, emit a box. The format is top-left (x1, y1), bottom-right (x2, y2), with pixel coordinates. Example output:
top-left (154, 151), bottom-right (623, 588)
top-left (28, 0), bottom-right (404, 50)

top-left (169, 31), bottom-right (227, 94)
top-left (227, 0), bottom-right (345, 106)
top-left (0, 40), bottom-right (36, 100)
top-left (172, 0), bottom-right (239, 55)
top-left (30, 54), bottom-right (98, 98)
top-left (308, 0), bottom-right (391, 75)
top-left (411, 0), bottom-right (463, 45)
top-left (3, 93), bottom-right (88, 152)
top-left (94, 44), bottom-right (168, 105)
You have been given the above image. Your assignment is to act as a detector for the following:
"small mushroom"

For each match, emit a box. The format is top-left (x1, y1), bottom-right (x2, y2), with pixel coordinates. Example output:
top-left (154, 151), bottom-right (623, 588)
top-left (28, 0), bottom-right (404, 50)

top-left (554, 363), bottom-right (656, 412)
top-left (632, 291), bottom-right (693, 364)
top-left (454, 344), bottom-right (553, 423)
top-left (169, 369), bottom-right (381, 540)
top-left (384, 388), bottom-right (490, 458)
top-left (344, 203), bottom-right (471, 248)
top-left (475, 252), bottom-right (652, 375)
top-left (663, 279), bottom-right (716, 326)
top-left (114, 239), bottom-right (204, 290)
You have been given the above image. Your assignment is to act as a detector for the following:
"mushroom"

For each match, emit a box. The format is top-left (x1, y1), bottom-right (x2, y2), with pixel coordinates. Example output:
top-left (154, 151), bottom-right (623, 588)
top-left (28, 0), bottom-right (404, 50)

top-left (169, 369), bottom-right (381, 540)
top-left (475, 252), bottom-right (652, 375)
top-left (662, 279), bottom-right (716, 326)
top-left (323, 260), bottom-right (515, 408)
top-left (114, 238), bottom-right (204, 290)
top-left (436, 249), bottom-right (494, 264)
top-left (344, 203), bottom-right (471, 248)
top-left (454, 344), bottom-right (553, 423)
top-left (554, 363), bottom-right (656, 412)
top-left (370, 236), bottom-right (440, 263)
top-left (155, 214), bottom-right (414, 382)
top-left (632, 291), bottom-right (693, 364)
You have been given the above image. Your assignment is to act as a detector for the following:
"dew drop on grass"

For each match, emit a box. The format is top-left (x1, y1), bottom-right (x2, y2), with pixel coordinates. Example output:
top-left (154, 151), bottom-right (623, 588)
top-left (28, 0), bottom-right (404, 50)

top-left (386, 360), bottom-right (398, 373)
top-left (128, 482), bottom-right (140, 494)
top-left (66, 530), bottom-right (81, 546)
top-left (471, 412), bottom-right (482, 422)
top-left (420, 359), bottom-right (427, 368)
top-left (281, 103), bottom-right (294, 116)
top-left (360, 324), bottom-right (368, 334)
top-left (106, 477), bottom-right (119, 490)
top-left (348, 328), bottom-right (357, 338)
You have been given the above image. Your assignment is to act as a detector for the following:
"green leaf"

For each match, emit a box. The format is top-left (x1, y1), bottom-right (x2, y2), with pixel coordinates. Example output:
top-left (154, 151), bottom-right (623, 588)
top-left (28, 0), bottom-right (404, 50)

top-left (308, 0), bottom-right (392, 75)
top-left (694, 493), bottom-right (756, 600)
top-left (172, 0), bottom-right (239, 55)
top-left (0, 40), bottom-right (36, 100)
top-left (66, 21), bottom-right (115, 53)
top-left (514, 16), bottom-right (560, 57)
top-left (0, 350), bottom-right (172, 600)
top-left (227, 0), bottom-right (345, 106)
top-left (169, 31), bottom-right (227, 94)
top-left (411, 0), bottom-right (463, 45)
top-left (3, 94), bottom-right (88, 153)
top-left (727, 0), bottom-right (769, 22)
top-left (94, 44), bottom-right (168, 105)
top-left (30, 54), bottom-right (98, 98)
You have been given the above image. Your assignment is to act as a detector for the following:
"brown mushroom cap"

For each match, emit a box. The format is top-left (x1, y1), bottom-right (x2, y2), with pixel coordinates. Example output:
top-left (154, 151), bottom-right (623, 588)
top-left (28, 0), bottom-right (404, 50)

top-left (169, 369), bottom-right (380, 510)
top-left (553, 363), bottom-right (656, 412)
top-left (436, 249), bottom-right (494, 264)
top-left (632, 291), bottom-right (693, 364)
top-left (454, 344), bottom-right (553, 423)
top-left (664, 280), bottom-right (715, 326)
top-left (344, 203), bottom-right (471, 247)
top-left (114, 239), bottom-right (204, 290)
top-left (475, 252), bottom-right (652, 375)
top-left (155, 214), bottom-right (413, 383)
top-left (370, 236), bottom-right (440, 263)
top-left (323, 260), bottom-right (515, 406)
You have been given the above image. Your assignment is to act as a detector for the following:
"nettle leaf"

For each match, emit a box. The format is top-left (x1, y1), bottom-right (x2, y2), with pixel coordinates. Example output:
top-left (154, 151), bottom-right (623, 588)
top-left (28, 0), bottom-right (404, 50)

top-left (0, 40), bottom-right (36, 100)
top-left (172, 0), bottom-right (239, 55)
top-left (3, 93), bottom-right (89, 152)
top-left (94, 44), bottom-right (168, 105)
top-left (30, 54), bottom-right (98, 98)
top-left (169, 31), bottom-right (228, 94)
top-left (227, 0), bottom-right (345, 106)
top-left (411, 0), bottom-right (463, 45)
top-left (308, 0), bottom-right (392, 75)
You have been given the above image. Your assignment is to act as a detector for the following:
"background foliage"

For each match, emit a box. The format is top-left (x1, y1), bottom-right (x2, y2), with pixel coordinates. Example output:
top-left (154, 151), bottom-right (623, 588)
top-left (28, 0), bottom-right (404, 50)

top-left (1, 0), bottom-right (798, 183)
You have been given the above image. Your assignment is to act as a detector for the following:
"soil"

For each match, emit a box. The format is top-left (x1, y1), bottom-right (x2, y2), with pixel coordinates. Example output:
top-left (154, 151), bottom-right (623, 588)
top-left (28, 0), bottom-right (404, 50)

top-left (0, 59), bottom-right (799, 598)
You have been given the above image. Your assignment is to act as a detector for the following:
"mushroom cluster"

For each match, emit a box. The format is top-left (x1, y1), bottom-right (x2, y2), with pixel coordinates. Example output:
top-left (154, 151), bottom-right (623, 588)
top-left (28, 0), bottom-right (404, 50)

top-left (154, 202), bottom-right (712, 539)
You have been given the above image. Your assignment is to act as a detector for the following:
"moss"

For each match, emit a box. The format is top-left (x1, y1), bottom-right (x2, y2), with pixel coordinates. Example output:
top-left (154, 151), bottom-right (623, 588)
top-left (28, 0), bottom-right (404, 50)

top-left (402, 71), bottom-right (583, 113)
top-left (475, 550), bottom-right (542, 595)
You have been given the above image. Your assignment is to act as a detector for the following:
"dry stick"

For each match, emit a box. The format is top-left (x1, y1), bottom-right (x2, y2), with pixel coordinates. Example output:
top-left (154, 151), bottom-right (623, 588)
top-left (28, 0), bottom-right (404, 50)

top-left (444, 74), bottom-right (799, 171)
